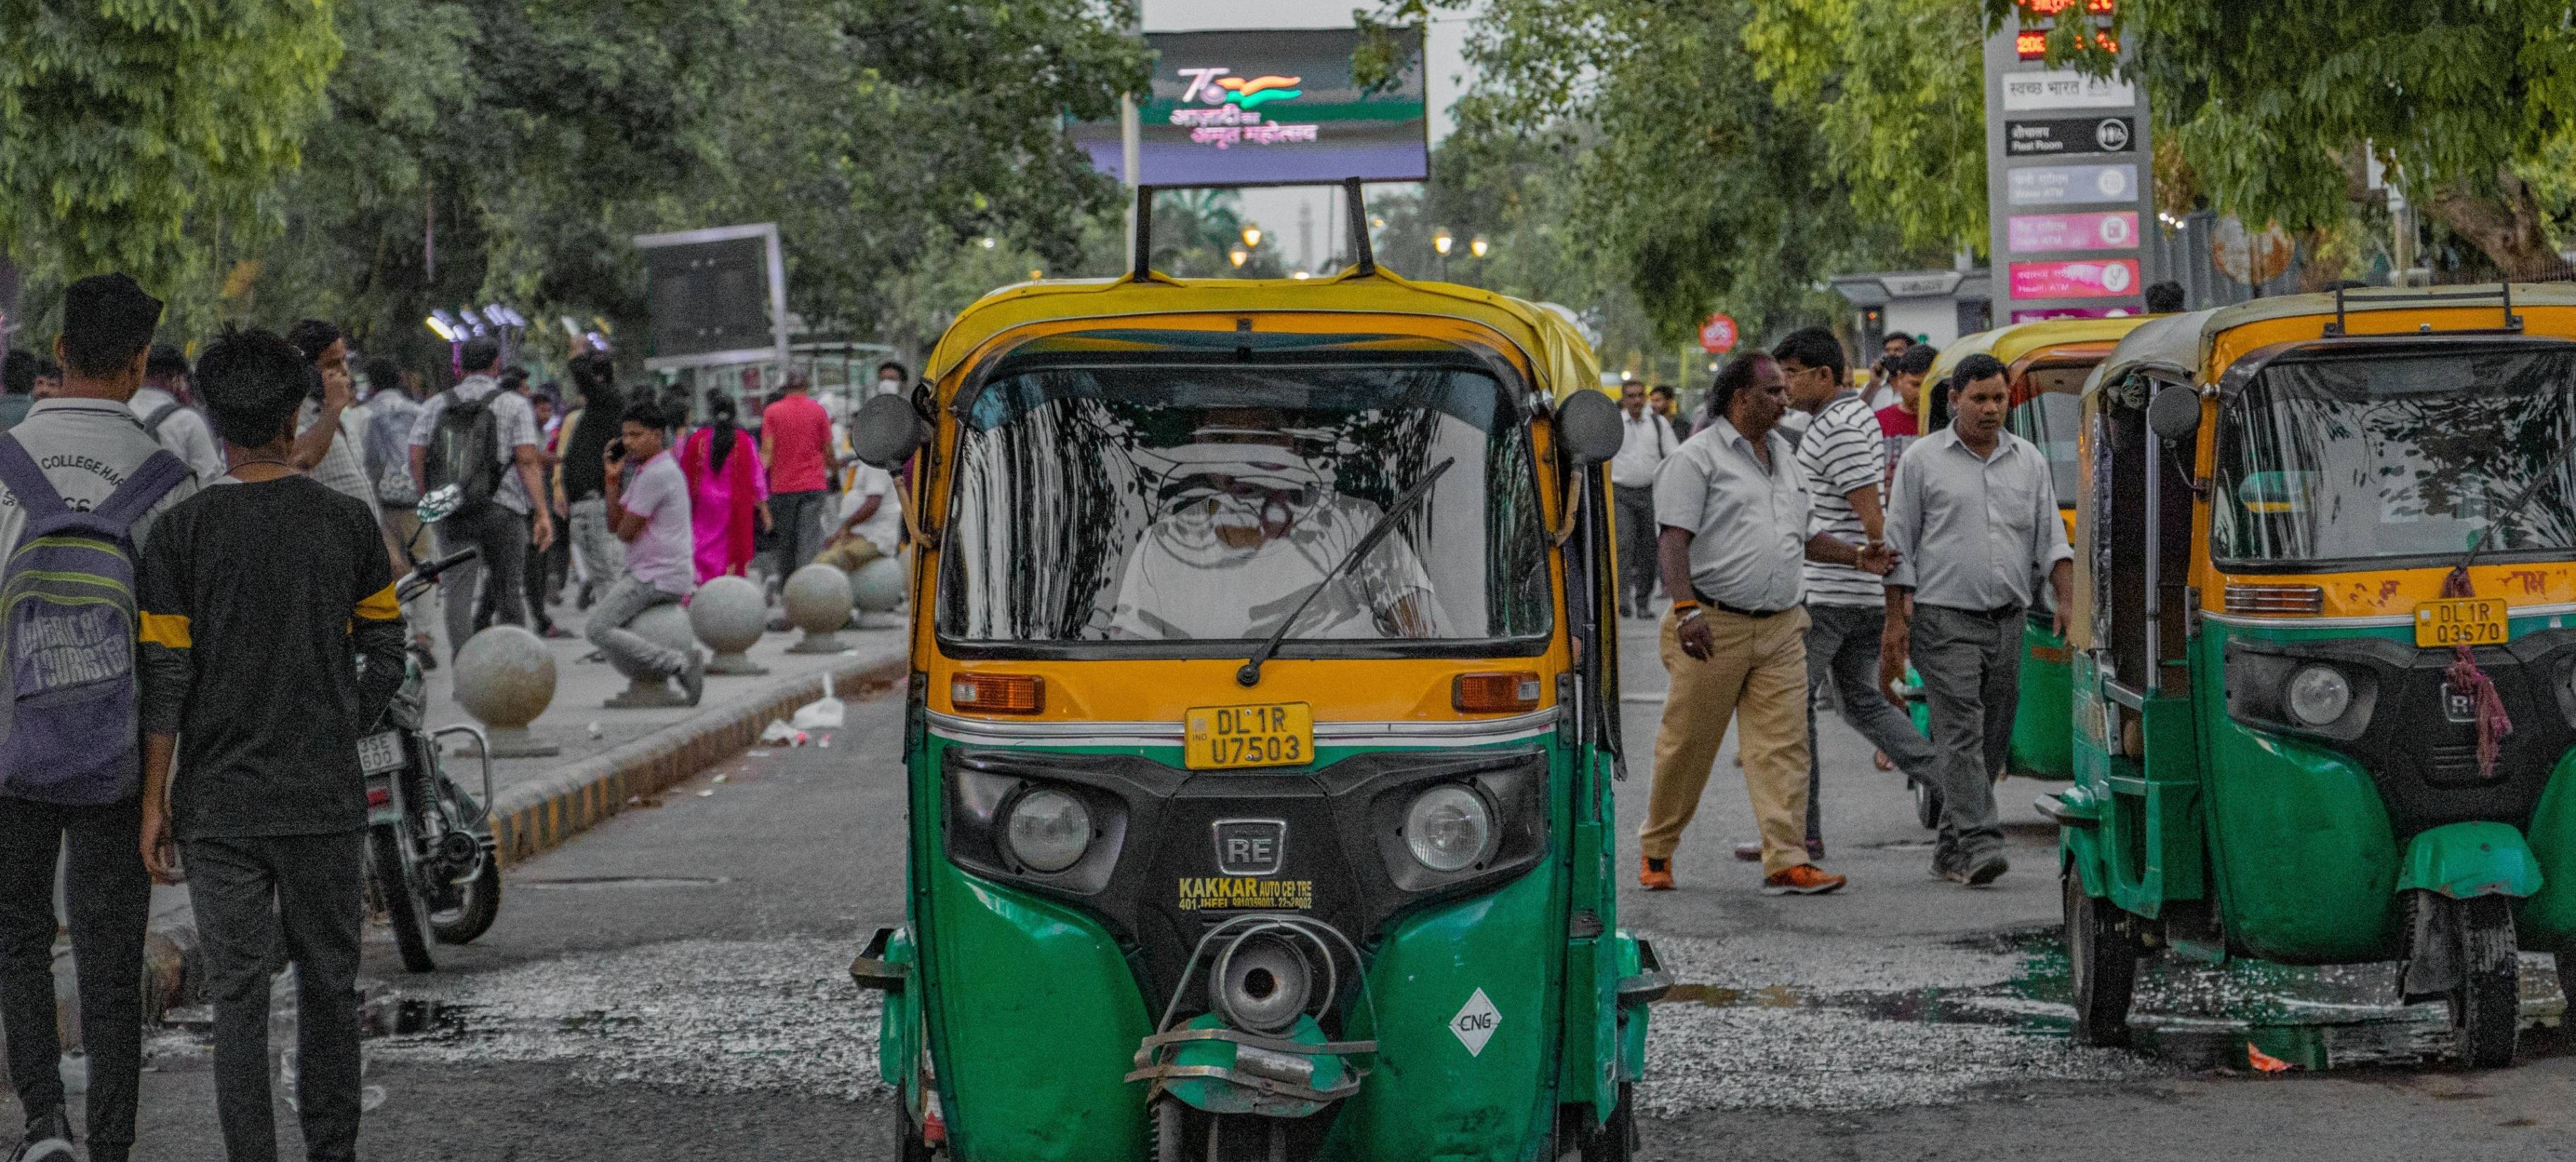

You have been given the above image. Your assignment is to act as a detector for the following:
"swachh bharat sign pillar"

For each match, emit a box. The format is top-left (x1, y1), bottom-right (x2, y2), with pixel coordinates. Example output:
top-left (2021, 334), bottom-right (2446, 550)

top-left (1984, 1), bottom-right (2156, 322)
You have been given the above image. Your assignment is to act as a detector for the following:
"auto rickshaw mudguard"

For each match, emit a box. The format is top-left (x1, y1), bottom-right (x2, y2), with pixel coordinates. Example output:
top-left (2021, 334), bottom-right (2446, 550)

top-left (861, 926), bottom-right (917, 1089)
top-left (2396, 821), bottom-right (2543, 901)
top-left (2512, 749), bottom-right (2576, 951)
top-left (2048, 783), bottom-right (2112, 899)
top-left (2195, 701), bottom-right (2402, 964)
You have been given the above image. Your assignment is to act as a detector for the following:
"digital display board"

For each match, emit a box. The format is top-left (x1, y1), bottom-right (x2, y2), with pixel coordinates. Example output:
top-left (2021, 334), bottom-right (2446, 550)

top-left (1069, 28), bottom-right (1429, 186)
top-left (1984, 6), bottom-right (2154, 316)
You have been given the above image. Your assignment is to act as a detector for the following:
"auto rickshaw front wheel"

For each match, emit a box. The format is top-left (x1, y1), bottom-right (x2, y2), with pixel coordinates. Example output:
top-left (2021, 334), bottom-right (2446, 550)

top-left (2447, 895), bottom-right (2520, 1070)
top-left (2062, 869), bottom-right (2138, 1048)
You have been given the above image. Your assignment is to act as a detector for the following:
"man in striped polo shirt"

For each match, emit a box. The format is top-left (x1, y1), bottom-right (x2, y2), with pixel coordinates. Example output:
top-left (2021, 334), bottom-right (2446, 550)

top-left (1775, 328), bottom-right (1937, 858)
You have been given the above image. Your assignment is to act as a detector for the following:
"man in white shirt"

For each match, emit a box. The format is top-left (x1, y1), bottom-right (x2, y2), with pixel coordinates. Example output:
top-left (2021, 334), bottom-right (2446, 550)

top-left (814, 460), bottom-right (904, 576)
top-left (129, 345), bottom-right (225, 483)
top-left (407, 337), bottom-right (554, 659)
top-left (1608, 380), bottom-right (1677, 617)
top-left (588, 399), bottom-right (704, 705)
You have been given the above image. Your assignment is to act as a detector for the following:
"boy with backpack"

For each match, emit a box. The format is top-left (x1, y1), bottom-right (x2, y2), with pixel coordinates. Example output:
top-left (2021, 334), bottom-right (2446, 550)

top-left (0, 273), bottom-right (197, 1162)
top-left (137, 325), bottom-right (407, 1162)
top-left (405, 336), bottom-right (551, 659)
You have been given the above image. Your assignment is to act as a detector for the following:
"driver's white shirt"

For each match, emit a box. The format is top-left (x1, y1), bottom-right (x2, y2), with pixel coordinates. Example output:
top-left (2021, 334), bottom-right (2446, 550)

top-left (1107, 494), bottom-right (1447, 640)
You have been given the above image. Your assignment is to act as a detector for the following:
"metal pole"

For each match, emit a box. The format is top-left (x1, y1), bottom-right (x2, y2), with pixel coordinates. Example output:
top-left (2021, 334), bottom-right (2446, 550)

top-left (1118, 10), bottom-right (1144, 264)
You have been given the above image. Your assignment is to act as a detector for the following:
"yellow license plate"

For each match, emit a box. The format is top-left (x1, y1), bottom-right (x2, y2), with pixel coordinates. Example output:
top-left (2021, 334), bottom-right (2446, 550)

top-left (1184, 702), bottom-right (1314, 770)
top-left (2416, 597), bottom-right (2508, 647)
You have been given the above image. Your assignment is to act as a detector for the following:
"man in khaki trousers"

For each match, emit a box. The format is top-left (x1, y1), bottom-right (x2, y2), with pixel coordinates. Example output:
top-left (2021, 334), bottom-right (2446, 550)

top-left (1638, 352), bottom-right (1892, 895)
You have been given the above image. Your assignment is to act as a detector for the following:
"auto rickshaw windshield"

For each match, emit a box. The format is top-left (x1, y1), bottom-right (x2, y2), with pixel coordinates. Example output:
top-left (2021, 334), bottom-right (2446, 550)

top-left (936, 360), bottom-right (1552, 649)
top-left (2212, 347), bottom-right (2576, 565)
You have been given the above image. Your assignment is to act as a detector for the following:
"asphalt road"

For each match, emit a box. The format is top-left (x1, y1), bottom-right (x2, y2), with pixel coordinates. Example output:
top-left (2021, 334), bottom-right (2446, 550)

top-left (48, 613), bottom-right (2576, 1161)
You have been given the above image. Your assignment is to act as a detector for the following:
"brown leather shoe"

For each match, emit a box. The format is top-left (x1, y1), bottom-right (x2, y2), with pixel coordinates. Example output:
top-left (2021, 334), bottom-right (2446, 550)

top-left (1761, 865), bottom-right (1848, 896)
top-left (1639, 855), bottom-right (1675, 891)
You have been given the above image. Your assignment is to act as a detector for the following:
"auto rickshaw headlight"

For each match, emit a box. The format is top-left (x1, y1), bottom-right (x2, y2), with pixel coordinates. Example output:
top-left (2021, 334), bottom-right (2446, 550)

top-left (1404, 784), bottom-right (1494, 872)
top-left (2286, 665), bottom-right (2353, 726)
top-left (1004, 788), bottom-right (1092, 873)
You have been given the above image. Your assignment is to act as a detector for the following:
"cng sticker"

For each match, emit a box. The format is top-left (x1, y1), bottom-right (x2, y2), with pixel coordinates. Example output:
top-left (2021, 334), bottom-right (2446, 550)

top-left (1449, 988), bottom-right (1501, 1057)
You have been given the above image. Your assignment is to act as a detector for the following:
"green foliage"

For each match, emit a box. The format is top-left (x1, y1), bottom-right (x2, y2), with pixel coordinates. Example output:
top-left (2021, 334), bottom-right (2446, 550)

top-left (1369, 0), bottom-right (1940, 345)
top-left (0, 0), bottom-right (342, 284)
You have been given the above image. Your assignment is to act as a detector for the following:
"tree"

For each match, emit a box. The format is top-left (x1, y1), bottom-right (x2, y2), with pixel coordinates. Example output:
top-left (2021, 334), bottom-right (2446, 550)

top-left (2015, 0), bottom-right (2576, 278)
top-left (0, 0), bottom-right (341, 287)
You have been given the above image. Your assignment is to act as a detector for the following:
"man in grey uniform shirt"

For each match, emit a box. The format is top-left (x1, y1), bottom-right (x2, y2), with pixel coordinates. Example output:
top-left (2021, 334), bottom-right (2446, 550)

top-left (1880, 352), bottom-right (2073, 887)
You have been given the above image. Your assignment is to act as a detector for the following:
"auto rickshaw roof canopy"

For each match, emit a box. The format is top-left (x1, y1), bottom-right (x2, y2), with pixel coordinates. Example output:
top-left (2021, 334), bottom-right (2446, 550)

top-left (924, 270), bottom-right (1604, 407)
top-left (2086, 282), bottom-right (2576, 394)
top-left (1928, 314), bottom-right (2161, 383)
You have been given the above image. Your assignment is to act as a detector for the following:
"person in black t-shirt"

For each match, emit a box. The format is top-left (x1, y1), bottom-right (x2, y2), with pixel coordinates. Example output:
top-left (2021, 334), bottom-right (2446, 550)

top-left (136, 326), bottom-right (405, 1162)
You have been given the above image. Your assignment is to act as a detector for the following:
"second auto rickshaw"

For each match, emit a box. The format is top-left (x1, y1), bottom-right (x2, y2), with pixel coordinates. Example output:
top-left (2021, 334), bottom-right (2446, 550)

top-left (2048, 284), bottom-right (2576, 1067)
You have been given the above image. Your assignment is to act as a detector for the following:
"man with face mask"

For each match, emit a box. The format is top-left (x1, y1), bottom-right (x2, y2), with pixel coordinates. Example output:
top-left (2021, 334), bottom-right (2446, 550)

top-left (1106, 415), bottom-right (1446, 642)
top-left (875, 360), bottom-right (910, 397)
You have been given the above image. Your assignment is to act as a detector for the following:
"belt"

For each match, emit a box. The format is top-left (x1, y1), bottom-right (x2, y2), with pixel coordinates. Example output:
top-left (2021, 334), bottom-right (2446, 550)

top-left (1693, 587), bottom-right (1791, 618)
top-left (1924, 601), bottom-right (2025, 619)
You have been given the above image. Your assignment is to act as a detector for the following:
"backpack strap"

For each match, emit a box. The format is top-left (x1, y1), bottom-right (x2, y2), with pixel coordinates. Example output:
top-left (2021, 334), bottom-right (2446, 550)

top-left (90, 450), bottom-right (190, 531)
top-left (141, 402), bottom-right (182, 436)
top-left (0, 434), bottom-right (68, 523)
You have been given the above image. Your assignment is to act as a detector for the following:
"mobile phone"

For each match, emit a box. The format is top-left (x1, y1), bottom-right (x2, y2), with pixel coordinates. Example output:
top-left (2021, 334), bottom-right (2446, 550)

top-left (607, 438), bottom-right (626, 461)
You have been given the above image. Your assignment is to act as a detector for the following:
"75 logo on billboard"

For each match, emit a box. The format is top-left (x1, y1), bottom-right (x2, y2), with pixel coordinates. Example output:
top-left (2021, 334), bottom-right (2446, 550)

top-left (1177, 66), bottom-right (1304, 109)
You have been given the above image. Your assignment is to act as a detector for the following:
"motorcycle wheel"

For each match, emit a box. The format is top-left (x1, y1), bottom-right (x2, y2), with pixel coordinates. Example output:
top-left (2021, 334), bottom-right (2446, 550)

top-left (2448, 894), bottom-right (2520, 1070)
top-left (369, 822), bottom-right (437, 973)
top-left (1149, 1096), bottom-right (1183, 1162)
top-left (429, 778), bottom-right (502, 945)
top-left (1913, 779), bottom-right (1942, 830)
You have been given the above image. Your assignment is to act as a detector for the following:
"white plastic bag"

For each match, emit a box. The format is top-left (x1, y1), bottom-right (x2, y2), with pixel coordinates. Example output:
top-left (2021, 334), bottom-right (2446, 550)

top-left (791, 673), bottom-right (847, 731)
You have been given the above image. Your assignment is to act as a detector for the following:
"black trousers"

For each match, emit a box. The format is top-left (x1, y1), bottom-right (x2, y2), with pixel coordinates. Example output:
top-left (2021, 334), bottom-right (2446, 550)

top-left (771, 490), bottom-right (830, 577)
top-left (1612, 484), bottom-right (1659, 607)
top-left (439, 503), bottom-right (530, 654)
top-left (184, 832), bottom-right (367, 1162)
top-left (0, 793), bottom-right (150, 1149)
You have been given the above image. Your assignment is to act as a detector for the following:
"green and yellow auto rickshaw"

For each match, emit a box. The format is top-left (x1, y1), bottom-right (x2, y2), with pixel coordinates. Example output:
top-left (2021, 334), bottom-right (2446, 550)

top-left (2047, 284), bottom-right (2576, 1067)
top-left (847, 184), bottom-right (1662, 1161)
top-left (1899, 316), bottom-right (2155, 826)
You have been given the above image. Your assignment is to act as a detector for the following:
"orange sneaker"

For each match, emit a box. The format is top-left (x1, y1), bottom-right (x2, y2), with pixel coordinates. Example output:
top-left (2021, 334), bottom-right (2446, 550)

top-left (1762, 864), bottom-right (1847, 896)
top-left (1639, 855), bottom-right (1675, 891)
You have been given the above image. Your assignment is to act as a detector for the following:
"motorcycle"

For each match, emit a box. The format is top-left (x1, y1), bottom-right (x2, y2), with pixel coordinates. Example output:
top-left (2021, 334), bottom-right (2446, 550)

top-left (362, 485), bottom-right (502, 973)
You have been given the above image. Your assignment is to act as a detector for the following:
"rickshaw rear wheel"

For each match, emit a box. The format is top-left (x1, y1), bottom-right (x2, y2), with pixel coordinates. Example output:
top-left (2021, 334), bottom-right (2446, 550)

top-left (1575, 1082), bottom-right (1637, 1162)
top-left (2447, 896), bottom-right (2520, 1070)
top-left (1913, 779), bottom-right (1941, 831)
top-left (2063, 868), bottom-right (2137, 1048)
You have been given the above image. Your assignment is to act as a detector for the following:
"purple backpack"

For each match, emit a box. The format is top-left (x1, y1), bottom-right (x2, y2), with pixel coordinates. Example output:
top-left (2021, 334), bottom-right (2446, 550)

top-left (0, 435), bottom-right (188, 804)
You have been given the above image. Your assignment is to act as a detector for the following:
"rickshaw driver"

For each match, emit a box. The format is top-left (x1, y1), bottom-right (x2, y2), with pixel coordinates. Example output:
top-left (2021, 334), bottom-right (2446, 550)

top-left (1105, 416), bottom-right (1450, 642)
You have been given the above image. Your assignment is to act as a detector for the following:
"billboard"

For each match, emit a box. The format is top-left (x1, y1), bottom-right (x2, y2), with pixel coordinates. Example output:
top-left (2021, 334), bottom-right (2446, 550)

top-left (1071, 28), bottom-right (1429, 186)
top-left (633, 223), bottom-right (788, 371)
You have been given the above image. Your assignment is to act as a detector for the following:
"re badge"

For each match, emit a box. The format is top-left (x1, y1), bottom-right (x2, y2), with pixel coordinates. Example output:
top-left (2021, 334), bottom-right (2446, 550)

top-left (1449, 988), bottom-right (1501, 1057)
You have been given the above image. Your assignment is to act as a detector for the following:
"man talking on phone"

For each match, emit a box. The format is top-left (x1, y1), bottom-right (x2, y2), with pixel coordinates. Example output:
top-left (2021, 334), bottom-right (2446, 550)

top-left (583, 399), bottom-right (705, 705)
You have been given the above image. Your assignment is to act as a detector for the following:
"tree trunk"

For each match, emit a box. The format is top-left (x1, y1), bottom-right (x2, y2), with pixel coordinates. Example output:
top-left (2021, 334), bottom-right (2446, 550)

top-left (2423, 167), bottom-right (2565, 281)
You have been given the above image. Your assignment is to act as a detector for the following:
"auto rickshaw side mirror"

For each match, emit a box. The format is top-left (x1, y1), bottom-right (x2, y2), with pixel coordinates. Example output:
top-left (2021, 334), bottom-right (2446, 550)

top-left (852, 393), bottom-right (929, 469)
top-left (1555, 390), bottom-right (1626, 463)
top-left (2147, 383), bottom-right (2203, 443)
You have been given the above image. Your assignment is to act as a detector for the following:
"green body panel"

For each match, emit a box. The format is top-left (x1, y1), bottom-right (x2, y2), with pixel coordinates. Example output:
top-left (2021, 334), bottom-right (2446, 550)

top-left (2516, 749), bottom-right (2576, 950)
top-left (2397, 821), bottom-right (2544, 899)
top-left (904, 732), bottom-right (1614, 1162)
top-left (2063, 652), bottom-right (2204, 919)
top-left (1318, 869), bottom-right (1564, 1162)
top-left (925, 860), bottom-right (1158, 1161)
top-left (876, 928), bottom-right (918, 1091)
top-left (2010, 619), bottom-right (2075, 779)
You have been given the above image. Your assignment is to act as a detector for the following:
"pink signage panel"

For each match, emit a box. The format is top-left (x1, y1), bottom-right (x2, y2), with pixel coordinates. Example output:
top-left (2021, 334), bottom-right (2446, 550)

top-left (2007, 211), bottom-right (2140, 253)
top-left (2008, 258), bottom-right (2141, 299)
top-left (2010, 307), bottom-right (2133, 323)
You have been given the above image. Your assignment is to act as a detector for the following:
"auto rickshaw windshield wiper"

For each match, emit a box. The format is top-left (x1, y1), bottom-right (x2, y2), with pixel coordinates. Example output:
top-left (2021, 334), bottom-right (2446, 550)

top-left (1236, 457), bottom-right (1456, 688)
top-left (2457, 434), bottom-right (2576, 573)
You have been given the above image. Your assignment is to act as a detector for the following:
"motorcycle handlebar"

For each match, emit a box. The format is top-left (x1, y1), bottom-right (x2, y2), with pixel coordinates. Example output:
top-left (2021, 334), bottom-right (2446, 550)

top-left (405, 547), bottom-right (479, 589)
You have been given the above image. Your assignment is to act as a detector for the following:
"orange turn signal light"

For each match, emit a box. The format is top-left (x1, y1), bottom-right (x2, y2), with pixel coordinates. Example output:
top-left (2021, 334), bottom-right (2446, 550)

top-left (1454, 671), bottom-right (1543, 714)
top-left (950, 673), bottom-right (1044, 714)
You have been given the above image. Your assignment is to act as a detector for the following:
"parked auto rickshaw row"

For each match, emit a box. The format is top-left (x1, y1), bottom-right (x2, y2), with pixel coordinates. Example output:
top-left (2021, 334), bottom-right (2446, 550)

top-left (846, 183), bottom-right (1663, 1162)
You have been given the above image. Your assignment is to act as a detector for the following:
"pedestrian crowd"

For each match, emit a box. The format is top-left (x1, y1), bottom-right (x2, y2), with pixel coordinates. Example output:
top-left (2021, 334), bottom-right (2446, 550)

top-left (1627, 325), bottom-right (2073, 899)
top-left (0, 273), bottom-right (910, 1162)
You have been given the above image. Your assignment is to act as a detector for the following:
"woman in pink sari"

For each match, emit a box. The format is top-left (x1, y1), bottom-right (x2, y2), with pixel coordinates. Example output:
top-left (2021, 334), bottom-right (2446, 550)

top-left (681, 390), bottom-right (770, 582)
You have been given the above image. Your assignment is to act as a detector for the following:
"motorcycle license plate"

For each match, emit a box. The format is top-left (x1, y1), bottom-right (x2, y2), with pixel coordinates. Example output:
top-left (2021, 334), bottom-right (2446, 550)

top-left (1184, 702), bottom-right (1313, 770)
top-left (2414, 597), bottom-right (2507, 648)
top-left (357, 730), bottom-right (407, 775)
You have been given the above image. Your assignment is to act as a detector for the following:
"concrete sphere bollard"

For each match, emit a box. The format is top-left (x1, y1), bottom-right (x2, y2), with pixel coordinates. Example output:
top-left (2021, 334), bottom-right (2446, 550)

top-left (783, 563), bottom-right (852, 654)
top-left (603, 602), bottom-right (701, 708)
top-left (453, 624), bottom-right (561, 757)
top-left (849, 554), bottom-right (907, 626)
top-left (690, 575), bottom-right (770, 676)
